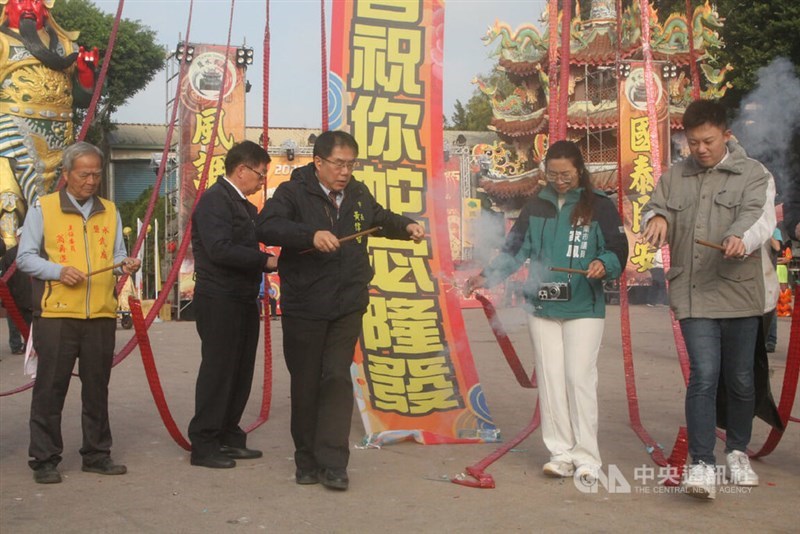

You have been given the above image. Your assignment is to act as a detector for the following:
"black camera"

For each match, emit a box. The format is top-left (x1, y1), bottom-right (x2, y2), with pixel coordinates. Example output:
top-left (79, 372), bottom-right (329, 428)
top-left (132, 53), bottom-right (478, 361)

top-left (537, 282), bottom-right (571, 301)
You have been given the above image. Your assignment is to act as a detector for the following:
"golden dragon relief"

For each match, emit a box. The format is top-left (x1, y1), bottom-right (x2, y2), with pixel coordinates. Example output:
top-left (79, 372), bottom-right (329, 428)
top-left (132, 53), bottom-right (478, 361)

top-left (0, 64), bottom-right (73, 112)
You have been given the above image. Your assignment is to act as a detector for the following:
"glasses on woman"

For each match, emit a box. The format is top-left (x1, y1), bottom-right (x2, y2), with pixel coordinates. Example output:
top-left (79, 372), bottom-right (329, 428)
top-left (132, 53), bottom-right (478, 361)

top-left (545, 170), bottom-right (577, 183)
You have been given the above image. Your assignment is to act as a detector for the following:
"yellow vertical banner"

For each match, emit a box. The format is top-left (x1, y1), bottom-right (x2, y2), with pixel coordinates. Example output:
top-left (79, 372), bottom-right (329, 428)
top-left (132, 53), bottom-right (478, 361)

top-left (618, 62), bottom-right (670, 284)
top-left (330, 0), bottom-right (499, 445)
top-left (177, 44), bottom-right (247, 301)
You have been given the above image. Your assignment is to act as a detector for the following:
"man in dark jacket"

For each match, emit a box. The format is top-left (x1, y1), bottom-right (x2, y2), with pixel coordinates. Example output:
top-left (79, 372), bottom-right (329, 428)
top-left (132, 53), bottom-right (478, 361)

top-left (257, 131), bottom-right (424, 490)
top-left (188, 140), bottom-right (276, 469)
top-left (0, 228), bottom-right (33, 354)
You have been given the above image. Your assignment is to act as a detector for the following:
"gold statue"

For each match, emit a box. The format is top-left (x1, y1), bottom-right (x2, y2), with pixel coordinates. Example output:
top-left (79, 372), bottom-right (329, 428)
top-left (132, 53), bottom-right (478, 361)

top-left (0, 0), bottom-right (98, 247)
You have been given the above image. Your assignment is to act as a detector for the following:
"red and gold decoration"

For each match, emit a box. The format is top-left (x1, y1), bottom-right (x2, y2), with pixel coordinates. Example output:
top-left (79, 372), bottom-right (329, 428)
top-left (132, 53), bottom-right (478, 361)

top-left (618, 61), bottom-right (670, 283)
top-left (176, 43), bottom-right (247, 300)
top-left (330, 0), bottom-right (498, 445)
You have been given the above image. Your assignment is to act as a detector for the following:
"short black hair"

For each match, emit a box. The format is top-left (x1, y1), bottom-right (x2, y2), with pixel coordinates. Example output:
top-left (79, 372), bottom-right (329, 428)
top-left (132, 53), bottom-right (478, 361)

top-left (682, 99), bottom-right (728, 131)
top-left (224, 140), bottom-right (271, 175)
top-left (313, 131), bottom-right (359, 159)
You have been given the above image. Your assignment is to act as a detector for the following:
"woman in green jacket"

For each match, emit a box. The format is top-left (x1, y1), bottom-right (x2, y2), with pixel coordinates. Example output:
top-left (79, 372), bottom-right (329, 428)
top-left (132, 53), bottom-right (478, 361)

top-left (467, 140), bottom-right (628, 484)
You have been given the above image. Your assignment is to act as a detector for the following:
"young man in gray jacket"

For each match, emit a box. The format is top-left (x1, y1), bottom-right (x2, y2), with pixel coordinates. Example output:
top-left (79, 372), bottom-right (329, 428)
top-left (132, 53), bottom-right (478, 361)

top-left (643, 99), bottom-right (776, 500)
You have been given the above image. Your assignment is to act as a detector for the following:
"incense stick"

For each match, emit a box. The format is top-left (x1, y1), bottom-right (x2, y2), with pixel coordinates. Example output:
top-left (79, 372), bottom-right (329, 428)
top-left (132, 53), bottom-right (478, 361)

top-left (549, 266), bottom-right (589, 275)
top-left (299, 226), bottom-right (381, 255)
top-left (50, 262), bottom-right (127, 286)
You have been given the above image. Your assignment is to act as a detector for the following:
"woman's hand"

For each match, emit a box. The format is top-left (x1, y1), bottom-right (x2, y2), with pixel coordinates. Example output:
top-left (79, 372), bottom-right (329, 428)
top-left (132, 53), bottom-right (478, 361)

top-left (586, 259), bottom-right (606, 279)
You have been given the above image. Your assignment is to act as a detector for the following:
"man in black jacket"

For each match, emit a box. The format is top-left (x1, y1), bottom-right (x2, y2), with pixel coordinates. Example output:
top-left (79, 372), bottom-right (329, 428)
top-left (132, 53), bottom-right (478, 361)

top-left (257, 131), bottom-right (424, 490)
top-left (188, 140), bottom-right (276, 469)
top-left (0, 228), bottom-right (33, 354)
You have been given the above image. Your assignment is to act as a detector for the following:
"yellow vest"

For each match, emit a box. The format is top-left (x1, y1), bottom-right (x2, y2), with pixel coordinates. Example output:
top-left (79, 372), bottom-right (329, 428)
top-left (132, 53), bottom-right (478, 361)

top-left (39, 191), bottom-right (118, 319)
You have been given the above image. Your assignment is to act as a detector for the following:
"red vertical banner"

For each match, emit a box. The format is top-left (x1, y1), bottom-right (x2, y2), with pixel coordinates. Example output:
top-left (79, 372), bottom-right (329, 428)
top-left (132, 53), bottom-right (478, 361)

top-left (329, 0), bottom-right (499, 445)
top-left (618, 62), bottom-right (670, 282)
top-left (177, 44), bottom-right (247, 301)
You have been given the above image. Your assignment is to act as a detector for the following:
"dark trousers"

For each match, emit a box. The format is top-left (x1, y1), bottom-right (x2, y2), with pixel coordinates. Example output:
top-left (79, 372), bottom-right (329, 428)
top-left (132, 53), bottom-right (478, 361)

top-left (647, 268), bottom-right (668, 306)
top-left (282, 310), bottom-right (364, 471)
top-left (29, 317), bottom-right (116, 469)
top-left (7, 309), bottom-right (32, 352)
top-left (188, 294), bottom-right (260, 458)
top-left (765, 309), bottom-right (777, 347)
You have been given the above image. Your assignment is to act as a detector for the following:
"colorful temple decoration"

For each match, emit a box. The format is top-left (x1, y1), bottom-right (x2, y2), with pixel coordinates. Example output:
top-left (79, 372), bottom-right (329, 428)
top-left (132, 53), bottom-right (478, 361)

top-left (475, 0), bottom-right (728, 203)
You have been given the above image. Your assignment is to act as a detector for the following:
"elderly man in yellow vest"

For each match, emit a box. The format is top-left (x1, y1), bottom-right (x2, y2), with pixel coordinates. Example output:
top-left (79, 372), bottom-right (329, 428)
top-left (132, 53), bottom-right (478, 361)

top-left (17, 141), bottom-right (140, 484)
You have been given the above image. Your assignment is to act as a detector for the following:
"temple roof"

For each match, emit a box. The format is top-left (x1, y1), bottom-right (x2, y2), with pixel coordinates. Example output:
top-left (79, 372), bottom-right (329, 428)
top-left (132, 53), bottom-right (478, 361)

top-left (489, 100), bottom-right (690, 135)
top-left (481, 168), bottom-right (620, 200)
top-left (564, 31), bottom-right (634, 66)
top-left (479, 170), bottom-right (542, 199)
top-left (498, 58), bottom-right (544, 78)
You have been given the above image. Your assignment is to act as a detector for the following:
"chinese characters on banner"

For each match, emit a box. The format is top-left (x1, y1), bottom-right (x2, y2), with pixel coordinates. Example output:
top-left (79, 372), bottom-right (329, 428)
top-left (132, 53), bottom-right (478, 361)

top-left (177, 44), bottom-right (246, 300)
top-left (618, 63), bottom-right (670, 284)
top-left (330, 0), bottom-right (499, 445)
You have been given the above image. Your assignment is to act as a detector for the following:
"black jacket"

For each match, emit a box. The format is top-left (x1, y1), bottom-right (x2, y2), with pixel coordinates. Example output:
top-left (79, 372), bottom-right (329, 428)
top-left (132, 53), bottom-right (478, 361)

top-left (256, 163), bottom-right (416, 320)
top-left (0, 245), bottom-right (32, 312)
top-left (191, 177), bottom-right (270, 302)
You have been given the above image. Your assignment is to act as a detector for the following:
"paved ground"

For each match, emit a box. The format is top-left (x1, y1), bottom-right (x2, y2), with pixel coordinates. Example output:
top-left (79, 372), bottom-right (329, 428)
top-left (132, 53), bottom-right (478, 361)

top-left (1, 305), bottom-right (798, 533)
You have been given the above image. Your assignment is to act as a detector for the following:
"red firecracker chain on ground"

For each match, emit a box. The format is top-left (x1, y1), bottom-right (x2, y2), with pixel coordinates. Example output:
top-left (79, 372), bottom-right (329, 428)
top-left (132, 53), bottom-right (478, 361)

top-left (452, 293), bottom-right (540, 488)
top-left (129, 296), bottom-right (191, 450)
top-left (130, 293), bottom-right (274, 448)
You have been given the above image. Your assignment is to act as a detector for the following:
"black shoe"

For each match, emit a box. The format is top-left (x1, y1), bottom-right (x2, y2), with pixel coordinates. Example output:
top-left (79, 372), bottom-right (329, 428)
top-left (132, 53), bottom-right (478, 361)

top-left (82, 457), bottom-right (127, 475)
top-left (219, 445), bottom-right (262, 460)
top-left (11, 348), bottom-right (25, 355)
top-left (319, 468), bottom-right (349, 490)
top-left (295, 468), bottom-right (319, 485)
top-left (191, 453), bottom-right (236, 469)
top-left (33, 463), bottom-right (62, 484)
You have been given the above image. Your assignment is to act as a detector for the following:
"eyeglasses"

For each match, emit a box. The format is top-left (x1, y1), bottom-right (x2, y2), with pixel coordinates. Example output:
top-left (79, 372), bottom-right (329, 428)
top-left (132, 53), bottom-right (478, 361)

top-left (319, 157), bottom-right (360, 170)
top-left (545, 170), bottom-right (577, 183)
top-left (243, 164), bottom-right (266, 181)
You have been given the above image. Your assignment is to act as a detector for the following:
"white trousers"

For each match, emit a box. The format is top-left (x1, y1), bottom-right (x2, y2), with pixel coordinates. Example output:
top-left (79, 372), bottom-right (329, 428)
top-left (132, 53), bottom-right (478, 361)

top-left (527, 315), bottom-right (605, 468)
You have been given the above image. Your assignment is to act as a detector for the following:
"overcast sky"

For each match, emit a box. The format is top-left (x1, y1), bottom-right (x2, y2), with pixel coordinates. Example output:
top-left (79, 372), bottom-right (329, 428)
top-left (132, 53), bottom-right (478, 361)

top-left (94, 0), bottom-right (548, 127)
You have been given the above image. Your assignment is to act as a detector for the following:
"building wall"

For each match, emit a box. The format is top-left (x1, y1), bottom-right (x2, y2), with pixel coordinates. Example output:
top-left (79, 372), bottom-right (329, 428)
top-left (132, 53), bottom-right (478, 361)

top-left (112, 160), bottom-right (168, 204)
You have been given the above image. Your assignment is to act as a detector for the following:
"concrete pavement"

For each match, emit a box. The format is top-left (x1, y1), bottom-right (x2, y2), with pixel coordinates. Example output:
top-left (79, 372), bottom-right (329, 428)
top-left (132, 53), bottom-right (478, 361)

top-left (1, 305), bottom-right (798, 532)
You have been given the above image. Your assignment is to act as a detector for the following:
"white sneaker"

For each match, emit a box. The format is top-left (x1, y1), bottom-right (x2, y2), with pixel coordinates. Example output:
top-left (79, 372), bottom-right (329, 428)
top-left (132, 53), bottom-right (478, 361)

top-left (726, 450), bottom-right (759, 486)
top-left (574, 464), bottom-right (600, 486)
top-left (683, 462), bottom-right (716, 500)
top-left (543, 461), bottom-right (575, 478)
